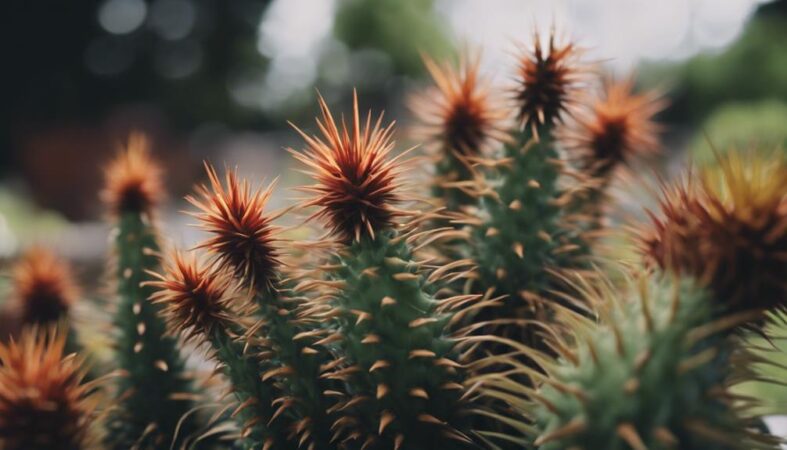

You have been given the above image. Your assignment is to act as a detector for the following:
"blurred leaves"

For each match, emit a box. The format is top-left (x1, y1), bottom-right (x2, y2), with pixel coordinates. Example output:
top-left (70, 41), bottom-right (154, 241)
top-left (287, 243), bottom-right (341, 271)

top-left (333, 0), bottom-right (452, 77)
top-left (691, 100), bottom-right (787, 165)
top-left (649, 6), bottom-right (787, 125)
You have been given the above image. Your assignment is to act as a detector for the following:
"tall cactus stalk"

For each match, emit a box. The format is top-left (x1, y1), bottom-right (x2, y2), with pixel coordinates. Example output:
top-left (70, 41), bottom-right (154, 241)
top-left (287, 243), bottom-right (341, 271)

top-left (102, 134), bottom-right (199, 449)
top-left (559, 77), bottom-right (664, 221)
top-left (462, 33), bottom-right (596, 349)
top-left (288, 92), bottom-right (494, 450)
top-left (409, 53), bottom-right (509, 220)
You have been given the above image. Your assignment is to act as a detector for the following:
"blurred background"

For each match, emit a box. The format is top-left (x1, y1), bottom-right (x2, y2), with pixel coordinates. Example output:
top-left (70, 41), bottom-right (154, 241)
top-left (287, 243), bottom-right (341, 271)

top-left (2, 0), bottom-right (786, 260)
top-left (0, 0), bottom-right (785, 428)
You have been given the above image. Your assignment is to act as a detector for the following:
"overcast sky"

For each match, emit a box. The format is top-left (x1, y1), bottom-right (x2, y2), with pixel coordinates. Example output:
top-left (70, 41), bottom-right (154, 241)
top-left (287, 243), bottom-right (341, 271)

top-left (256, 0), bottom-right (768, 108)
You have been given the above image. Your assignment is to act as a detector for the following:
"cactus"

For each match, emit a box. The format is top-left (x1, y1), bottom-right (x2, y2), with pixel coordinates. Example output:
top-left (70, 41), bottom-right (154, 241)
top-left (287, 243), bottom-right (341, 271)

top-left (527, 274), bottom-right (779, 450)
top-left (188, 165), bottom-right (336, 449)
top-left (641, 150), bottom-right (787, 318)
top-left (559, 77), bottom-right (664, 220)
top-left (102, 134), bottom-right (201, 450)
top-left (459, 33), bottom-right (596, 350)
top-left (149, 251), bottom-right (291, 450)
top-left (409, 53), bottom-right (509, 218)
top-left (518, 150), bottom-right (787, 449)
top-left (9, 247), bottom-right (82, 353)
top-left (3, 23), bottom-right (785, 450)
top-left (288, 92), bottom-right (489, 450)
top-left (0, 326), bottom-right (103, 450)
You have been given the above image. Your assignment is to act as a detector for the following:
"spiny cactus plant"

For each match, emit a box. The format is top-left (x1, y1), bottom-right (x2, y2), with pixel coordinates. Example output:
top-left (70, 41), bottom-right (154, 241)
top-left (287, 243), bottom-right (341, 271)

top-left (409, 53), bottom-right (509, 218)
top-left (450, 33), bottom-right (597, 349)
top-left (515, 151), bottom-right (787, 449)
top-left (149, 250), bottom-right (291, 450)
top-left (288, 91), bottom-right (493, 450)
top-left (3, 24), bottom-right (785, 450)
top-left (527, 274), bottom-right (779, 450)
top-left (102, 134), bottom-right (200, 450)
top-left (188, 165), bottom-right (336, 450)
top-left (559, 77), bottom-right (664, 220)
top-left (0, 326), bottom-right (103, 450)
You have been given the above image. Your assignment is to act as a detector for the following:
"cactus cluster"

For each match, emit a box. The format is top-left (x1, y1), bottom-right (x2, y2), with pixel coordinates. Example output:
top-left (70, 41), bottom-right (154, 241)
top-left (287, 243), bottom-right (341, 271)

top-left (1, 28), bottom-right (785, 450)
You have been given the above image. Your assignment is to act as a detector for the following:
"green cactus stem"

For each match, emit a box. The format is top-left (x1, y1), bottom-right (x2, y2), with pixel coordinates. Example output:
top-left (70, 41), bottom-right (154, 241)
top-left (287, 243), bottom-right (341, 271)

top-left (102, 135), bottom-right (200, 449)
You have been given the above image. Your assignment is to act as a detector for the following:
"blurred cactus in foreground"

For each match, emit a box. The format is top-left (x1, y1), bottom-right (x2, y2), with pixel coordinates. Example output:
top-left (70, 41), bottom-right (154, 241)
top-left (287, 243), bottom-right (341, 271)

top-left (1, 26), bottom-right (785, 450)
top-left (0, 327), bottom-right (103, 450)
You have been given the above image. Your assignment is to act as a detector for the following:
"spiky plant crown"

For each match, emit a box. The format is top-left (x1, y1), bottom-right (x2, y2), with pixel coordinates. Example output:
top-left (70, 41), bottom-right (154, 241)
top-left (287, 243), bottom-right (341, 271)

top-left (101, 132), bottom-right (163, 217)
top-left (522, 273), bottom-right (780, 450)
top-left (642, 151), bottom-right (787, 319)
top-left (514, 31), bottom-right (582, 135)
top-left (561, 77), bottom-right (664, 176)
top-left (292, 93), bottom-right (483, 450)
top-left (411, 53), bottom-right (509, 160)
top-left (289, 90), bottom-right (404, 243)
top-left (0, 327), bottom-right (100, 450)
top-left (148, 251), bottom-right (239, 340)
top-left (11, 247), bottom-right (78, 325)
top-left (102, 134), bottom-right (199, 450)
top-left (188, 163), bottom-right (282, 290)
top-left (409, 53), bottom-right (509, 216)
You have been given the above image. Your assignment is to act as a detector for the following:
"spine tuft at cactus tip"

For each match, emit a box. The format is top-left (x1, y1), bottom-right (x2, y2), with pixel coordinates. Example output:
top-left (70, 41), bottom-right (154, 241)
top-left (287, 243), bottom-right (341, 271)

top-left (464, 32), bottom-right (595, 347)
top-left (559, 77), bottom-right (664, 219)
top-left (641, 150), bottom-right (787, 320)
top-left (409, 52), bottom-right (509, 218)
top-left (9, 247), bottom-right (82, 353)
top-left (289, 91), bottom-right (492, 450)
top-left (188, 164), bottom-right (336, 449)
top-left (148, 250), bottom-right (289, 450)
top-left (0, 326), bottom-right (103, 450)
top-left (101, 133), bottom-right (201, 450)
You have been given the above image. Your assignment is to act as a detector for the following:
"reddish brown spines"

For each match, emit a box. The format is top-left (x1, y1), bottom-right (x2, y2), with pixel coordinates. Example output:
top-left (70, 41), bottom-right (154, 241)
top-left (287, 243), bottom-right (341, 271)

top-left (289, 91), bottom-right (404, 243)
top-left (147, 251), bottom-right (237, 340)
top-left (102, 133), bottom-right (163, 216)
top-left (411, 54), bottom-right (508, 158)
top-left (515, 32), bottom-right (583, 134)
top-left (12, 247), bottom-right (78, 325)
top-left (642, 152), bottom-right (787, 316)
top-left (562, 78), bottom-right (664, 175)
top-left (0, 327), bottom-right (99, 450)
top-left (188, 164), bottom-right (282, 289)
